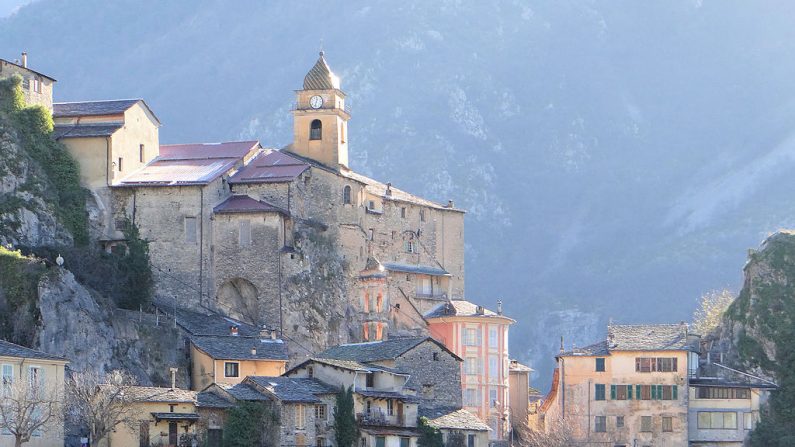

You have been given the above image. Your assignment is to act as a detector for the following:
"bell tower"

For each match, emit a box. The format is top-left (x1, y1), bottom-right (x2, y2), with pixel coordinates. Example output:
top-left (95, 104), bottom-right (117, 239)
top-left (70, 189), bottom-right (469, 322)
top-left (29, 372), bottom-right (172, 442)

top-left (289, 51), bottom-right (350, 169)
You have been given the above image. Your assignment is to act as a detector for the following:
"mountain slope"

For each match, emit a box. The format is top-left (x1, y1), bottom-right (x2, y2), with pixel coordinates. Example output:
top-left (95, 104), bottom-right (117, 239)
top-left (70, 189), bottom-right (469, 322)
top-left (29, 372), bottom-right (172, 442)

top-left (3, 0), bottom-right (795, 385)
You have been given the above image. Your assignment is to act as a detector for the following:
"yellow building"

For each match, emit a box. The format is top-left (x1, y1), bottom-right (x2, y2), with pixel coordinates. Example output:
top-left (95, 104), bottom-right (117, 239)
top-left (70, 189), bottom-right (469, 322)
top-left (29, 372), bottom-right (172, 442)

top-left (544, 323), bottom-right (698, 447)
top-left (0, 340), bottom-right (68, 447)
top-left (189, 333), bottom-right (288, 390)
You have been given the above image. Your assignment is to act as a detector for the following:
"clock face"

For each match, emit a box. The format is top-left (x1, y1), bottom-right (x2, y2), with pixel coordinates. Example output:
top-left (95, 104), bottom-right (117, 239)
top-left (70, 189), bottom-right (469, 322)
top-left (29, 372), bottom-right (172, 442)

top-left (310, 95), bottom-right (323, 109)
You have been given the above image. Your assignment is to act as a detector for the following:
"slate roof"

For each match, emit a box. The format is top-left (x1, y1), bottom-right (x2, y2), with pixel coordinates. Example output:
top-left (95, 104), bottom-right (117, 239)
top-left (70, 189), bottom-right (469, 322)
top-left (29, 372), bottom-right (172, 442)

top-left (227, 150), bottom-right (310, 184)
top-left (117, 141), bottom-right (259, 187)
top-left (191, 336), bottom-right (289, 361)
top-left (420, 408), bottom-right (491, 432)
top-left (0, 58), bottom-right (56, 81)
top-left (213, 195), bottom-right (288, 215)
top-left (53, 99), bottom-right (154, 120)
top-left (160, 305), bottom-right (258, 337)
top-left (308, 358), bottom-right (374, 372)
top-left (382, 262), bottom-right (450, 277)
top-left (316, 337), bottom-right (459, 363)
top-left (560, 323), bottom-right (695, 356)
top-left (125, 386), bottom-right (197, 403)
top-left (246, 376), bottom-right (337, 403)
top-left (196, 391), bottom-right (234, 408)
top-left (53, 123), bottom-right (123, 139)
top-left (218, 383), bottom-right (270, 401)
top-left (303, 51), bottom-right (340, 90)
top-left (0, 339), bottom-right (67, 362)
top-left (424, 300), bottom-right (514, 322)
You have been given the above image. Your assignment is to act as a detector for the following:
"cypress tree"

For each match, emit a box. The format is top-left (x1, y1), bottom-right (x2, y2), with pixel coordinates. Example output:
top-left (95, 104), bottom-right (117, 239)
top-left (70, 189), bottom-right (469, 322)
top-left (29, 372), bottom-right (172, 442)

top-left (333, 385), bottom-right (359, 447)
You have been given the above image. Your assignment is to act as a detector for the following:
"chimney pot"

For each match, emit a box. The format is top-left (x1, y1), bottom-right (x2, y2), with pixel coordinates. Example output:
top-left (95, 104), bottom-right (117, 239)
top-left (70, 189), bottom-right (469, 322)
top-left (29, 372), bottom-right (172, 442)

top-left (169, 367), bottom-right (178, 390)
top-left (447, 200), bottom-right (454, 208)
top-left (251, 347), bottom-right (257, 356)
top-left (497, 300), bottom-right (503, 315)
top-left (271, 330), bottom-right (277, 340)
top-left (20, 52), bottom-right (27, 68)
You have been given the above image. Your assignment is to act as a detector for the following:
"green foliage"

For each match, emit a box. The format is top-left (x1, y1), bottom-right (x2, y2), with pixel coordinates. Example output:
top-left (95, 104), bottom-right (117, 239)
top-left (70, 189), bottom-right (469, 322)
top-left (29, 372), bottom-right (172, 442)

top-left (729, 233), bottom-right (795, 446)
top-left (222, 401), bottom-right (279, 447)
top-left (0, 246), bottom-right (46, 345)
top-left (333, 386), bottom-right (359, 447)
top-left (115, 220), bottom-right (154, 309)
top-left (0, 74), bottom-right (89, 245)
top-left (417, 417), bottom-right (444, 447)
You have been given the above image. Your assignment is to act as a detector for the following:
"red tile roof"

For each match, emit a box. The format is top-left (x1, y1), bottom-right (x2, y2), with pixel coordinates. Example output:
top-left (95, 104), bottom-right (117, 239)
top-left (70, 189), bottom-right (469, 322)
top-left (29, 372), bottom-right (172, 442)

top-left (228, 150), bottom-right (309, 184)
top-left (213, 195), bottom-right (288, 215)
top-left (116, 141), bottom-right (260, 187)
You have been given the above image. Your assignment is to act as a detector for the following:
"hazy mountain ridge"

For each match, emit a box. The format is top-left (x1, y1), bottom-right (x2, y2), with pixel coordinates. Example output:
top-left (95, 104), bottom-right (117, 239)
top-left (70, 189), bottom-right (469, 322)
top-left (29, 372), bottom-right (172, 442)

top-left (3, 0), bottom-right (795, 386)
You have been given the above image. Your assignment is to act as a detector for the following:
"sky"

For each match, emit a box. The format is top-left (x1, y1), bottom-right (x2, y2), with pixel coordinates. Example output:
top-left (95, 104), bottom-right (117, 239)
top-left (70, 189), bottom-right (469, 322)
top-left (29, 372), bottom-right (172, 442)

top-left (0, 0), bottom-right (32, 17)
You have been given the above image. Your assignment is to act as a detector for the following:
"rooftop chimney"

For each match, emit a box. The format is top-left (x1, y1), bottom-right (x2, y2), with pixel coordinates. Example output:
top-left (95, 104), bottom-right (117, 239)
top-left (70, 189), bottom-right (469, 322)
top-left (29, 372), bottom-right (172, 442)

top-left (497, 300), bottom-right (503, 315)
top-left (386, 183), bottom-right (392, 196)
top-left (251, 347), bottom-right (257, 356)
top-left (559, 336), bottom-right (564, 354)
top-left (271, 329), bottom-right (277, 340)
top-left (230, 326), bottom-right (239, 336)
top-left (20, 52), bottom-right (27, 68)
top-left (446, 200), bottom-right (454, 208)
top-left (169, 367), bottom-right (178, 390)
top-left (259, 325), bottom-right (269, 339)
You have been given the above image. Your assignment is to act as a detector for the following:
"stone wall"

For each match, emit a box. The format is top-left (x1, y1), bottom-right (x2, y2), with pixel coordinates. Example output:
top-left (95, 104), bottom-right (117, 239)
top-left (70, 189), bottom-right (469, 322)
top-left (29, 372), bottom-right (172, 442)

top-left (0, 60), bottom-right (53, 110)
top-left (393, 341), bottom-right (463, 411)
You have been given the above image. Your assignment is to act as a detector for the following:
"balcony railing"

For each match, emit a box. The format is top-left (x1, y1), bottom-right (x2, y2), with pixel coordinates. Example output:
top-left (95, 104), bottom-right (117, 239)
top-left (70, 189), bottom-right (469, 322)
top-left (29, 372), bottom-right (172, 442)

top-left (357, 409), bottom-right (405, 427)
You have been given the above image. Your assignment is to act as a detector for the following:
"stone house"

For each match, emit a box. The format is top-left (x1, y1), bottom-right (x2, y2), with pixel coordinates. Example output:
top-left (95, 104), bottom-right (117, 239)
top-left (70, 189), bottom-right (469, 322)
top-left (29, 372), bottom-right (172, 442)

top-left (286, 357), bottom-right (422, 447)
top-left (421, 408), bottom-right (491, 447)
top-left (542, 323), bottom-right (697, 447)
top-left (0, 52), bottom-right (55, 110)
top-left (425, 300), bottom-right (514, 442)
top-left (313, 336), bottom-right (464, 412)
top-left (0, 340), bottom-right (69, 447)
top-left (52, 98), bottom-right (160, 247)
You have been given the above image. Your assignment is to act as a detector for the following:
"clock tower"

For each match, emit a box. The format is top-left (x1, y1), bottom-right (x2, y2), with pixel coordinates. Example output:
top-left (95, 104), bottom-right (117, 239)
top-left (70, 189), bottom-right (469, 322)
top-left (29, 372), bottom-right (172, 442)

top-left (289, 51), bottom-right (350, 169)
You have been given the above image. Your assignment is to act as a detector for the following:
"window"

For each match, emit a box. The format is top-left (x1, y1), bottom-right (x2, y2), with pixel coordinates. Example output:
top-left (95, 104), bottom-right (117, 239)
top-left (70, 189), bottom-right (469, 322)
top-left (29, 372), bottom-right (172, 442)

top-left (744, 412), bottom-right (754, 430)
top-left (307, 366), bottom-right (314, 378)
top-left (594, 416), bottom-right (606, 433)
top-left (117, 157), bottom-right (123, 171)
top-left (1, 364), bottom-right (12, 395)
top-left (343, 185), bottom-right (352, 204)
top-left (662, 416), bottom-right (673, 432)
top-left (489, 356), bottom-right (499, 378)
top-left (612, 384), bottom-right (632, 400)
top-left (489, 388), bottom-right (498, 408)
top-left (462, 328), bottom-right (481, 346)
top-left (28, 366), bottom-right (43, 391)
top-left (239, 219), bottom-right (251, 246)
top-left (464, 388), bottom-right (478, 406)
top-left (400, 438), bottom-right (409, 447)
top-left (489, 326), bottom-right (498, 348)
top-left (432, 352), bottom-right (439, 361)
top-left (595, 358), bottom-right (605, 372)
top-left (139, 144), bottom-right (145, 162)
top-left (616, 416), bottom-right (624, 428)
top-left (698, 411), bottom-right (737, 429)
top-left (310, 119), bottom-right (322, 140)
top-left (594, 384), bottom-right (606, 401)
top-left (404, 240), bottom-right (416, 253)
top-left (419, 209), bottom-right (426, 222)
top-left (637, 385), bottom-right (652, 400)
top-left (467, 434), bottom-right (475, 447)
top-left (368, 200), bottom-right (375, 210)
top-left (635, 357), bottom-right (677, 372)
top-left (387, 399), bottom-right (394, 416)
top-left (697, 387), bottom-right (750, 399)
top-left (315, 404), bottom-right (327, 420)
top-left (640, 416), bottom-right (652, 432)
top-left (366, 373), bottom-right (374, 388)
top-left (464, 357), bottom-right (478, 375)
top-left (340, 124), bottom-right (346, 143)
top-left (296, 404), bottom-right (306, 429)
top-left (400, 207), bottom-right (406, 218)
top-left (184, 217), bottom-right (197, 243)
top-left (375, 437), bottom-right (386, 447)
top-left (224, 362), bottom-right (239, 378)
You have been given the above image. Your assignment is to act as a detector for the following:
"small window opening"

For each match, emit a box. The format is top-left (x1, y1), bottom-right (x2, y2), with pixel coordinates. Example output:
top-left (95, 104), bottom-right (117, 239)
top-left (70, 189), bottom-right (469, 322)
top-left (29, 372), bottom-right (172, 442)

top-left (310, 119), bottom-right (322, 140)
top-left (343, 185), bottom-right (352, 204)
top-left (139, 144), bottom-right (145, 162)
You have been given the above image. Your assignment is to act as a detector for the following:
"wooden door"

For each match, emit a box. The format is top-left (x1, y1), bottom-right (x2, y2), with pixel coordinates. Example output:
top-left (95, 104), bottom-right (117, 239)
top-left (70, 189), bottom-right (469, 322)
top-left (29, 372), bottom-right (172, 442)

top-left (139, 421), bottom-right (150, 447)
top-left (168, 422), bottom-right (178, 446)
top-left (397, 402), bottom-right (404, 425)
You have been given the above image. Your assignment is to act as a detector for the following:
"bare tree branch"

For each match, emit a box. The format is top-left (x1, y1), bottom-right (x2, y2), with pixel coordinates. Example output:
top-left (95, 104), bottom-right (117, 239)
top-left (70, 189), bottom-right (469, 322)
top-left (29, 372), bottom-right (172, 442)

top-left (0, 376), bottom-right (62, 447)
top-left (65, 369), bottom-right (139, 446)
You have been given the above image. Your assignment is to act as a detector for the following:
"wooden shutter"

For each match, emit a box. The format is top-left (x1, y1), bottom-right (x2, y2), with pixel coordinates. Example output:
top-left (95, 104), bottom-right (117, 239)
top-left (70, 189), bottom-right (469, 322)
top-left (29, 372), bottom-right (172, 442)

top-left (610, 385), bottom-right (616, 400)
top-left (627, 385), bottom-right (633, 400)
top-left (651, 384), bottom-right (657, 400)
top-left (636, 384), bottom-right (641, 399)
top-left (672, 385), bottom-right (678, 400)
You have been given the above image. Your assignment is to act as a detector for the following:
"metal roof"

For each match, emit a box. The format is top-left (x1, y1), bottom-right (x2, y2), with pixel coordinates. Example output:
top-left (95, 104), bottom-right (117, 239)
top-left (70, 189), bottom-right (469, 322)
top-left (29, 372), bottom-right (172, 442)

top-left (0, 339), bottom-right (67, 362)
top-left (303, 51), bottom-right (340, 90)
top-left (227, 150), bottom-right (309, 184)
top-left (53, 123), bottom-right (122, 139)
top-left (213, 195), bottom-right (288, 215)
top-left (159, 141), bottom-right (259, 160)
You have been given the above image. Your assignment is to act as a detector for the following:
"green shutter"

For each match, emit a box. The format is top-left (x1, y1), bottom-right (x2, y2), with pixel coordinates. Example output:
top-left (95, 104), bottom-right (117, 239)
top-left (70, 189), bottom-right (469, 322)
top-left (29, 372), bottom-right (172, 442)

top-left (651, 384), bottom-right (657, 400)
top-left (610, 385), bottom-right (616, 400)
top-left (636, 384), bottom-right (641, 399)
top-left (672, 385), bottom-right (678, 400)
top-left (628, 385), bottom-right (633, 400)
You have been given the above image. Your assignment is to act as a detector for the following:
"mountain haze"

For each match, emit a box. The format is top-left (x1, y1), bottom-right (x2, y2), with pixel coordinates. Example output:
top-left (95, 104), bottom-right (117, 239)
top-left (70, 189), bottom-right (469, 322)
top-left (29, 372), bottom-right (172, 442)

top-left (3, 0), bottom-right (795, 386)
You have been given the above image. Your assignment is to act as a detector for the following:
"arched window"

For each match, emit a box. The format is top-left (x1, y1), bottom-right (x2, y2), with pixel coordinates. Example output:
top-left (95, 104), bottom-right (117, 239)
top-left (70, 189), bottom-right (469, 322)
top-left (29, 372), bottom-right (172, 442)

top-left (343, 185), bottom-right (352, 204)
top-left (310, 119), bottom-right (322, 140)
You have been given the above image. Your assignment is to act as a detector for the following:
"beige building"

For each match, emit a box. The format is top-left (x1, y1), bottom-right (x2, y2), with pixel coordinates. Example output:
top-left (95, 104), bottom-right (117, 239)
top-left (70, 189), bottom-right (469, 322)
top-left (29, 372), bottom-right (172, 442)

top-left (508, 359), bottom-right (533, 434)
top-left (542, 323), bottom-right (697, 447)
top-left (0, 52), bottom-right (55, 110)
top-left (0, 340), bottom-right (68, 447)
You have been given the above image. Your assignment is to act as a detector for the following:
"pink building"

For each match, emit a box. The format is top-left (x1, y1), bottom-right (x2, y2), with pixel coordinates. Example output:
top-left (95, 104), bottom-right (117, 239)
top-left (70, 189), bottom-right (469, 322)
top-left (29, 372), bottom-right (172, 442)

top-left (425, 300), bottom-right (515, 442)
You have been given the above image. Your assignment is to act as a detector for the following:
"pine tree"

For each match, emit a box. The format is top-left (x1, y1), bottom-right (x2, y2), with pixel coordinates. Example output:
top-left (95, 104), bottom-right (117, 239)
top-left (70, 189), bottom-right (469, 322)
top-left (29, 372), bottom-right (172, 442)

top-left (333, 386), bottom-right (358, 447)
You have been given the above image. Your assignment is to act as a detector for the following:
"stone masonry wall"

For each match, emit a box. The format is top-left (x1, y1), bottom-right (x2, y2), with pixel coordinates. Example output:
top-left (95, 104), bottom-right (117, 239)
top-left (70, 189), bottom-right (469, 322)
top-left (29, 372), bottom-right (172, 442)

top-left (393, 342), bottom-right (463, 411)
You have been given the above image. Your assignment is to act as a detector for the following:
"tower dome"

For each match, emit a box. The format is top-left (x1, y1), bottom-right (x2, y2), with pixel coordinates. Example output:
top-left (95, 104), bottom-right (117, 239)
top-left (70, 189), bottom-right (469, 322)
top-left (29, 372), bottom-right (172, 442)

top-left (303, 51), bottom-right (340, 90)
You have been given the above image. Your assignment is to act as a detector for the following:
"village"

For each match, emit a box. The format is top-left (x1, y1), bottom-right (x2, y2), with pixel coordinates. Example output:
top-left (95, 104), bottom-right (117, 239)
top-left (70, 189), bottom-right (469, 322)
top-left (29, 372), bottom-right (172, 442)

top-left (0, 51), bottom-right (781, 447)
